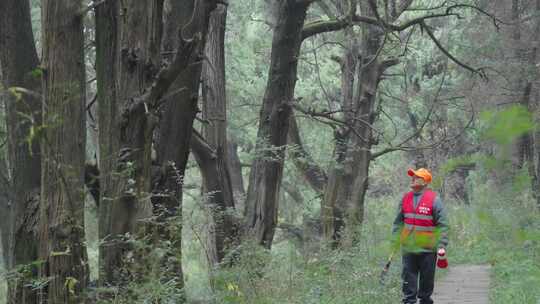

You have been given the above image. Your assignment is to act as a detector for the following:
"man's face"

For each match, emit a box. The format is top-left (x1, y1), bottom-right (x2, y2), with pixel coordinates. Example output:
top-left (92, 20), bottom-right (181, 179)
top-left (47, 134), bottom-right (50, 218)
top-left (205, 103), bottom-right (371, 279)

top-left (410, 176), bottom-right (426, 192)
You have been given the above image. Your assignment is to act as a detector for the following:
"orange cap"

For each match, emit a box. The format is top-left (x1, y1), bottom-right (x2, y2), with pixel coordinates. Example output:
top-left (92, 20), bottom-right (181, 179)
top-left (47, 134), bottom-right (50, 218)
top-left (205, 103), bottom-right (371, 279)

top-left (407, 168), bottom-right (432, 183)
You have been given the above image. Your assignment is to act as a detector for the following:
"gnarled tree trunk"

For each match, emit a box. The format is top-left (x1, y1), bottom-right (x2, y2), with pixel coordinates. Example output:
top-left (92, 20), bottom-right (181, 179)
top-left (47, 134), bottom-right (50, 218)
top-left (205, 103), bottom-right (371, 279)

top-left (98, 0), bottom-right (164, 288)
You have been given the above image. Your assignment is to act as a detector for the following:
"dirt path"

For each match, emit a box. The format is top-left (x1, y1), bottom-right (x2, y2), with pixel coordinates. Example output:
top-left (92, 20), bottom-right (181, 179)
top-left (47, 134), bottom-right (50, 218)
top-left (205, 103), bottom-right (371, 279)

top-left (433, 265), bottom-right (491, 304)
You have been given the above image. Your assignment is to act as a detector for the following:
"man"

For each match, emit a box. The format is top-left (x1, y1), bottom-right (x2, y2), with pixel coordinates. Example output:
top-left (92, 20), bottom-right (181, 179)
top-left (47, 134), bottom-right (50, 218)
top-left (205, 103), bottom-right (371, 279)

top-left (392, 168), bottom-right (449, 304)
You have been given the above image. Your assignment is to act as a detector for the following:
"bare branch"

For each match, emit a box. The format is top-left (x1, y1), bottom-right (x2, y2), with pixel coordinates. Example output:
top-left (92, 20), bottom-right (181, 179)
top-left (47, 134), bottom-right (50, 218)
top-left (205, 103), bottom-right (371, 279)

top-left (372, 71), bottom-right (448, 159)
top-left (302, 18), bottom-right (350, 40)
top-left (420, 22), bottom-right (486, 79)
top-left (372, 109), bottom-right (475, 159)
top-left (301, 1), bottom-right (503, 41)
top-left (446, 4), bottom-right (508, 29)
top-left (292, 104), bottom-right (373, 144)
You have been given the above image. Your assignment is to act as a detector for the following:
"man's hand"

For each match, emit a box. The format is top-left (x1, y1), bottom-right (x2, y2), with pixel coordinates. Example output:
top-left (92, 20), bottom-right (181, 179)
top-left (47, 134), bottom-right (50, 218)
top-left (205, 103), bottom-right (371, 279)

top-left (437, 248), bottom-right (446, 256)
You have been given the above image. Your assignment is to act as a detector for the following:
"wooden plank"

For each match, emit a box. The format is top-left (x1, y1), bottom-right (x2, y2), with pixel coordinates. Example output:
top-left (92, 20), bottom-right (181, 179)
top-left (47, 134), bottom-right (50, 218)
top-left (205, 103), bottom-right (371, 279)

top-left (433, 265), bottom-right (491, 304)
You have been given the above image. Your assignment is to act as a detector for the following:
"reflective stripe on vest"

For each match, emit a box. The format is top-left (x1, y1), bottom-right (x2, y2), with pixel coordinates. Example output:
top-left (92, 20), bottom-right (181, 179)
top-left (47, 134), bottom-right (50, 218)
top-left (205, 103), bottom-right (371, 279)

top-left (404, 224), bottom-right (435, 231)
top-left (400, 190), bottom-right (437, 249)
top-left (403, 213), bottom-right (434, 220)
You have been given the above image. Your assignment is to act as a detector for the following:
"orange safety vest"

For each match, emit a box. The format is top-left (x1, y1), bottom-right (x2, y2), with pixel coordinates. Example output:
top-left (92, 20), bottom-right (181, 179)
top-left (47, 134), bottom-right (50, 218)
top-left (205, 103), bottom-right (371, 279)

top-left (400, 190), bottom-right (437, 250)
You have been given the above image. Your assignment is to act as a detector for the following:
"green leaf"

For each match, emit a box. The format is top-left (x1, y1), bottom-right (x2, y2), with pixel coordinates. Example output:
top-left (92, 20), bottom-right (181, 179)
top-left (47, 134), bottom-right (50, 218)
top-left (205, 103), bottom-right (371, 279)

top-left (64, 277), bottom-right (78, 295)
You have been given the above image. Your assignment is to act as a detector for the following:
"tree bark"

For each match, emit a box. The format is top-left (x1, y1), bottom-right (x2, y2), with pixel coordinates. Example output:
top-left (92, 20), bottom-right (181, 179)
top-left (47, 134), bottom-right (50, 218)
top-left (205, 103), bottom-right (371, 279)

top-left (0, 154), bottom-right (10, 269)
top-left (525, 0), bottom-right (540, 208)
top-left (151, 0), bottom-right (217, 292)
top-left (98, 0), bottom-right (164, 288)
top-left (321, 128), bottom-right (352, 243)
top-left (94, 0), bottom-right (119, 287)
top-left (38, 0), bottom-right (88, 302)
top-left (0, 0), bottom-right (41, 302)
top-left (244, 0), bottom-right (311, 249)
top-left (511, 0), bottom-right (533, 170)
top-left (321, 27), bottom-right (358, 243)
top-left (190, 132), bottom-right (237, 267)
top-left (322, 1), bottom-right (393, 245)
top-left (534, 0), bottom-right (540, 209)
top-left (96, 0), bottom-right (216, 293)
top-left (341, 11), bottom-right (388, 243)
top-left (199, 2), bottom-right (238, 267)
top-left (511, 0), bottom-right (540, 207)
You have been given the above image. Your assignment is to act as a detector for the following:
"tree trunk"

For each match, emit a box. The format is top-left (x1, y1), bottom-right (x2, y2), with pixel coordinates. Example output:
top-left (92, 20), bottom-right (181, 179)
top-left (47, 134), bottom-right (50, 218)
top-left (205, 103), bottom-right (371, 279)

top-left (0, 0), bottom-right (41, 302)
top-left (0, 154), bottom-right (10, 269)
top-left (322, 131), bottom-right (354, 244)
top-left (198, 2), bottom-right (238, 267)
top-left (190, 132), bottom-right (238, 267)
top-left (341, 12), bottom-right (388, 244)
top-left (535, 0), bottom-right (540, 209)
top-left (321, 2), bottom-right (393, 245)
top-left (38, 0), bottom-right (88, 302)
top-left (321, 29), bottom-right (358, 243)
top-left (511, 0), bottom-right (533, 170)
top-left (511, 0), bottom-right (540, 207)
top-left (151, 0), bottom-right (217, 292)
top-left (98, 0), bottom-right (164, 287)
top-left (244, 0), bottom-right (311, 249)
top-left (525, 0), bottom-right (540, 208)
top-left (94, 0), bottom-right (119, 287)
top-left (96, 0), bottom-right (216, 293)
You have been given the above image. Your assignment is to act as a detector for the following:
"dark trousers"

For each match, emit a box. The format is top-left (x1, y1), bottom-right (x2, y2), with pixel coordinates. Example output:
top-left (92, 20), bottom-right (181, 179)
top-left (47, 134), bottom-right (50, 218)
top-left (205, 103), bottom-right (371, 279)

top-left (401, 252), bottom-right (437, 304)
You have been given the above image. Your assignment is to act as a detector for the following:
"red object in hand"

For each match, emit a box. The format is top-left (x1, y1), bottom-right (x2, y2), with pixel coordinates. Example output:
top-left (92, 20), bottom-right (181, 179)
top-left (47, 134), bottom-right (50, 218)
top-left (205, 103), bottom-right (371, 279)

top-left (437, 248), bottom-right (448, 269)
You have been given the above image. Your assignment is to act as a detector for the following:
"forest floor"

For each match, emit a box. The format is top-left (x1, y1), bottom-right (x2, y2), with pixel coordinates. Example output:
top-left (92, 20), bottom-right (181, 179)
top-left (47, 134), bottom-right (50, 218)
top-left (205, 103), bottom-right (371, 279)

top-left (433, 264), bottom-right (491, 304)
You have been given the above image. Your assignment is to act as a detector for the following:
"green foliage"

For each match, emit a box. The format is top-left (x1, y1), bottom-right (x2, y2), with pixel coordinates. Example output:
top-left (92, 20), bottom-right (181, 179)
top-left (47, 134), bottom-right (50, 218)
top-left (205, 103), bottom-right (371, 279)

top-left (29, 67), bottom-right (43, 79)
top-left (480, 105), bottom-right (534, 145)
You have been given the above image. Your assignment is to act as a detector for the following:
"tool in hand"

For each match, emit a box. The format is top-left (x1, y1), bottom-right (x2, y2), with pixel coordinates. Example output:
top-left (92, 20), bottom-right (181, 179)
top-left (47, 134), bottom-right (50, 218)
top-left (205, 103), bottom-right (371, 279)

top-left (379, 251), bottom-right (396, 284)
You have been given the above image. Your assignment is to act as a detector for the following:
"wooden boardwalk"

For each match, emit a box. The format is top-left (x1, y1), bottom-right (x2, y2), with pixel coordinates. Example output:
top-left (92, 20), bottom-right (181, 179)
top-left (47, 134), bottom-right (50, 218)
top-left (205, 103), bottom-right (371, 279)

top-left (433, 265), bottom-right (491, 304)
